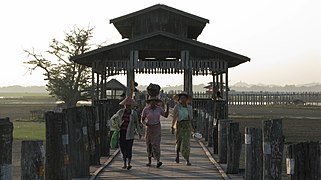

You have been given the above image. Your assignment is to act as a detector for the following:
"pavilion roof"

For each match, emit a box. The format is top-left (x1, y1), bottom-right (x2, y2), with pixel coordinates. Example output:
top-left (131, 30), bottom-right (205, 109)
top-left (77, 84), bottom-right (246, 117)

top-left (71, 31), bottom-right (250, 68)
top-left (110, 4), bottom-right (209, 39)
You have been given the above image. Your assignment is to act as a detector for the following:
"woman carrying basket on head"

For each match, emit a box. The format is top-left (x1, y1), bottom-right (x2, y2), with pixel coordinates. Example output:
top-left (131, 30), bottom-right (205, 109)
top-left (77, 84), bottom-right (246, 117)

top-left (171, 91), bottom-right (195, 166)
top-left (141, 96), bottom-right (169, 168)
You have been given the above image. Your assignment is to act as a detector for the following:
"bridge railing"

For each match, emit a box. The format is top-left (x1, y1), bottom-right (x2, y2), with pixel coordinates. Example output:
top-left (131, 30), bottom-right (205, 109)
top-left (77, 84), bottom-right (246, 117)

top-left (166, 91), bottom-right (321, 106)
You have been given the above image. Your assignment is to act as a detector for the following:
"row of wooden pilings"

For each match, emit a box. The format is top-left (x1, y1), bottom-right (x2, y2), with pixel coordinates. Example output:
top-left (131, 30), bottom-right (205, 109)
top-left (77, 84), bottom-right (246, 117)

top-left (44, 100), bottom-right (119, 179)
top-left (193, 100), bottom-right (320, 180)
top-left (0, 100), bottom-right (119, 180)
top-left (0, 117), bottom-right (46, 180)
top-left (44, 106), bottom-right (100, 179)
top-left (1, 100), bottom-right (320, 179)
top-left (0, 118), bottom-right (13, 180)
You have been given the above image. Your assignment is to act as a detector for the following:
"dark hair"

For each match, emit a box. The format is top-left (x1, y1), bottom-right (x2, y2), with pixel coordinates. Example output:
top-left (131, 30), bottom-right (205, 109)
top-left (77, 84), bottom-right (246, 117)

top-left (178, 94), bottom-right (188, 101)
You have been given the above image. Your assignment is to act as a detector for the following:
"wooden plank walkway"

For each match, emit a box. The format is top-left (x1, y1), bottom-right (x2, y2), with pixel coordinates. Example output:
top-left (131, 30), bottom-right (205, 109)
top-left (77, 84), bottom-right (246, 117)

top-left (94, 116), bottom-right (224, 179)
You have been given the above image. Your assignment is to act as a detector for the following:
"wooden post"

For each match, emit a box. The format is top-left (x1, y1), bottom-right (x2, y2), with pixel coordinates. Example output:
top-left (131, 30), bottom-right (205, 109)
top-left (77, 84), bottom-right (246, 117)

top-left (286, 141), bottom-right (320, 180)
top-left (94, 104), bottom-right (101, 154)
top-left (226, 122), bottom-right (242, 174)
top-left (213, 100), bottom-right (226, 154)
top-left (212, 72), bottom-right (216, 99)
top-left (207, 114), bottom-right (213, 147)
top-left (225, 69), bottom-right (229, 119)
top-left (263, 119), bottom-right (284, 180)
top-left (100, 71), bottom-right (106, 99)
top-left (197, 109), bottom-right (202, 132)
top-left (91, 62), bottom-right (96, 103)
top-left (201, 109), bottom-right (206, 137)
top-left (182, 50), bottom-right (192, 94)
top-left (196, 108), bottom-right (202, 132)
top-left (85, 106), bottom-right (100, 165)
top-left (45, 111), bottom-right (70, 180)
top-left (220, 73), bottom-right (223, 95)
top-left (96, 73), bottom-right (100, 100)
top-left (193, 109), bottom-right (198, 131)
top-left (212, 117), bottom-right (219, 154)
top-left (197, 109), bottom-right (202, 135)
top-left (218, 119), bottom-right (232, 163)
top-left (215, 73), bottom-right (219, 92)
top-left (245, 127), bottom-right (263, 180)
top-left (215, 100), bottom-right (226, 120)
top-left (204, 112), bottom-right (209, 142)
top-left (61, 111), bottom-right (71, 180)
top-left (103, 70), bottom-right (107, 98)
top-left (127, 50), bottom-right (137, 97)
top-left (21, 140), bottom-right (44, 180)
top-left (64, 107), bottom-right (90, 178)
top-left (96, 102), bottom-right (109, 156)
top-left (0, 117), bottom-right (13, 180)
top-left (104, 103), bottom-right (111, 156)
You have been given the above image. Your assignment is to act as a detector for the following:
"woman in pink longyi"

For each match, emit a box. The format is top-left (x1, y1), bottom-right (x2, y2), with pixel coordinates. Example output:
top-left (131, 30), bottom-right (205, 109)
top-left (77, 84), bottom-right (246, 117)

top-left (141, 96), bottom-right (169, 168)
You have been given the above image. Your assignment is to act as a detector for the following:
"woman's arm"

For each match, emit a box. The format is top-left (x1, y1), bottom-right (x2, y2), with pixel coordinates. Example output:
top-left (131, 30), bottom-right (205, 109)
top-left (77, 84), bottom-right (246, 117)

top-left (133, 111), bottom-right (142, 138)
top-left (141, 108), bottom-right (147, 126)
top-left (172, 104), bottom-right (178, 127)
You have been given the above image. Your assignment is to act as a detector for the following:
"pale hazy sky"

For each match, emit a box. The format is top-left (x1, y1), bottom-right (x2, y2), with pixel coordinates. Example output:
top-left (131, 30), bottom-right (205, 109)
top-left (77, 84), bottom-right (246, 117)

top-left (1, 0), bottom-right (320, 87)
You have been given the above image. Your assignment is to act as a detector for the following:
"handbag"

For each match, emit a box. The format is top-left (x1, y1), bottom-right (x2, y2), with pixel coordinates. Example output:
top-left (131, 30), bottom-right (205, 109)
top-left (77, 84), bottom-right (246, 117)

top-left (110, 114), bottom-right (121, 131)
top-left (110, 130), bottom-right (120, 149)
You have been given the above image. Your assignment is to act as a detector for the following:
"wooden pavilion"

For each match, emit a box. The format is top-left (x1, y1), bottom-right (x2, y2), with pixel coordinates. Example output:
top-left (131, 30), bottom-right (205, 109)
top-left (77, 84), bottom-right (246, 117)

top-left (71, 4), bottom-right (250, 108)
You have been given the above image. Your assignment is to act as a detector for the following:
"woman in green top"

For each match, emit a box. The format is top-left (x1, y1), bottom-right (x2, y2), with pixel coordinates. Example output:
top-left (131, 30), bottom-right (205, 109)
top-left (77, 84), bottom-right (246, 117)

top-left (171, 91), bottom-right (194, 166)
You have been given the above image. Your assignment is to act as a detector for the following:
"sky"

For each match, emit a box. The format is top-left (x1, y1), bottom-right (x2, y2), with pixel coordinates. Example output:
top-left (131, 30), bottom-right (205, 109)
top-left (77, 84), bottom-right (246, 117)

top-left (1, 0), bottom-right (320, 87)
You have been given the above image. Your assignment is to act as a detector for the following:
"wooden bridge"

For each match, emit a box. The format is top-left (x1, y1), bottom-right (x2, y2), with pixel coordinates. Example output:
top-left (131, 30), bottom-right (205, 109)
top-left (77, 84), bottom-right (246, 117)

top-left (91, 116), bottom-right (227, 180)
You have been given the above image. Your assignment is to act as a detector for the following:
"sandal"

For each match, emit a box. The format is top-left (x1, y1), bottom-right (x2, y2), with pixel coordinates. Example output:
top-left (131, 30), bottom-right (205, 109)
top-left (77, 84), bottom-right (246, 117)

top-left (175, 157), bottom-right (179, 163)
top-left (156, 162), bottom-right (163, 168)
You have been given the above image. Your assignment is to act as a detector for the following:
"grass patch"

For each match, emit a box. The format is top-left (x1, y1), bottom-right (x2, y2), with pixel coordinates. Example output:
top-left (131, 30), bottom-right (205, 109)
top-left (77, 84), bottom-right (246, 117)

top-left (0, 92), bottom-right (51, 98)
top-left (230, 117), bottom-right (321, 143)
top-left (13, 121), bottom-right (45, 140)
top-left (0, 93), bottom-right (56, 104)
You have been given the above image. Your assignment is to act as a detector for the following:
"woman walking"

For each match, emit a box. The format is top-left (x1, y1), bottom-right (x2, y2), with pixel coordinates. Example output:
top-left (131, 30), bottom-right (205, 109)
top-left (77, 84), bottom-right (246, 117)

top-left (111, 97), bottom-right (141, 170)
top-left (141, 96), bottom-right (169, 168)
top-left (171, 91), bottom-right (194, 166)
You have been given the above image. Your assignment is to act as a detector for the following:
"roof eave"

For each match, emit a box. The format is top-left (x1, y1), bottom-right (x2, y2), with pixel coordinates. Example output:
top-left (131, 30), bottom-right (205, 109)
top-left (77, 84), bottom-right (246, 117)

top-left (71, 32), bottom-right (250, 67)
top-left (110, 4), bottom-right (209, 24)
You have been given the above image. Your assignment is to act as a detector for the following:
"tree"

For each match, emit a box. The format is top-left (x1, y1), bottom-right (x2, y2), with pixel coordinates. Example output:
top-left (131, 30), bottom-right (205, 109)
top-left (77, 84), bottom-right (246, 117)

top-left (24, 26), bottom-right (96, 108)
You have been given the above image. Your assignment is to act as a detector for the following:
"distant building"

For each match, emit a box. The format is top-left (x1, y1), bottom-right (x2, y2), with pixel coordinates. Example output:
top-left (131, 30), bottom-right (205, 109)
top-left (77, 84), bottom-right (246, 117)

top-left (106, 79), bottom-right (126, 99)
top-left (204, 82), bottom-right (227, 94)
